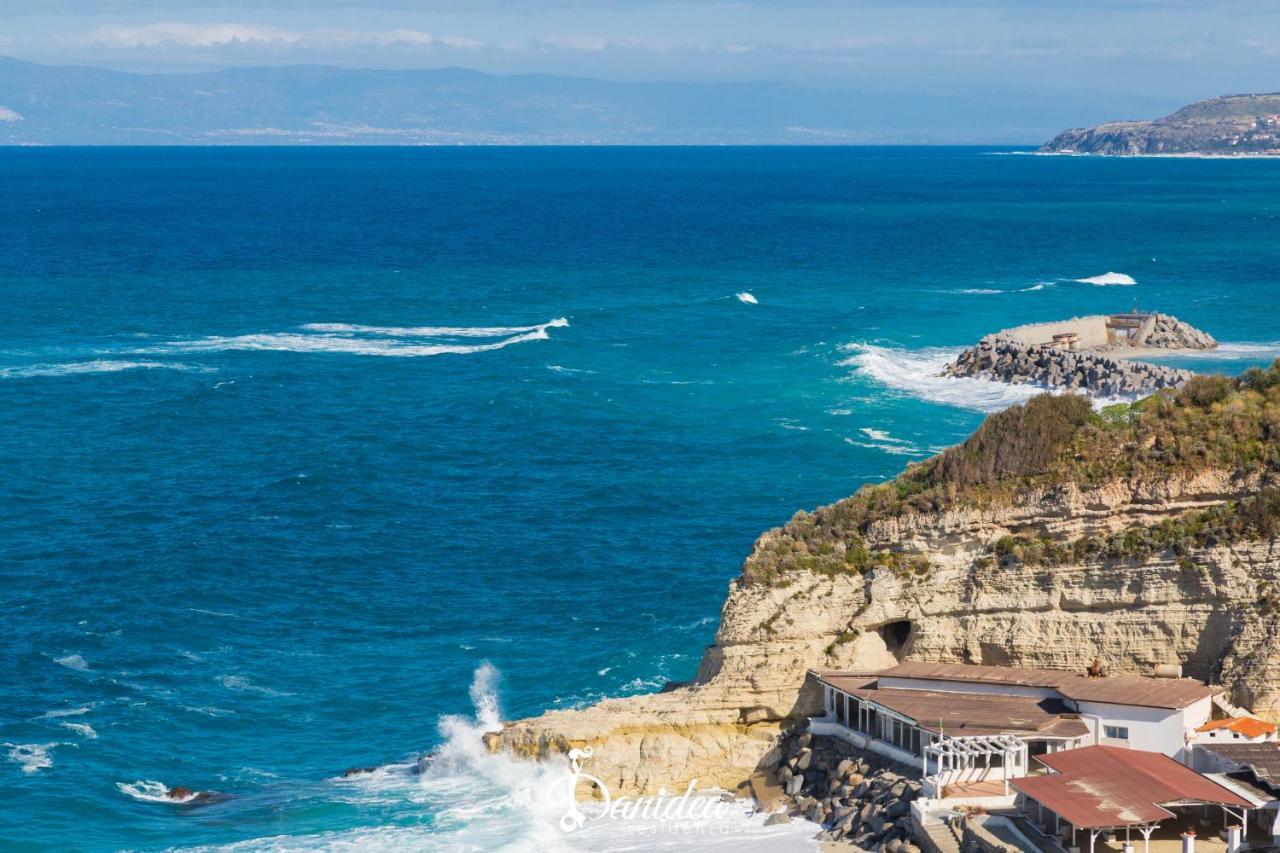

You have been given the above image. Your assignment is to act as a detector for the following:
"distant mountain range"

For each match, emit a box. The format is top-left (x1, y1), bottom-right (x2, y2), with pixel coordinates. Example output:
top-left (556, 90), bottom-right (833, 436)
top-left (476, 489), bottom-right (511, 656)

top-left (1041, 94), bottom-right (1280, 155)
top-left (0, 57), bottom-right (1180, 146)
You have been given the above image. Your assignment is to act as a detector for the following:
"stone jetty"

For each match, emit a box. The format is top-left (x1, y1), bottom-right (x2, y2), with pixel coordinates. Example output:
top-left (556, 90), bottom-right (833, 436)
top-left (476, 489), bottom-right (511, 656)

top-left (941, 312), bottom-right (1215, 398)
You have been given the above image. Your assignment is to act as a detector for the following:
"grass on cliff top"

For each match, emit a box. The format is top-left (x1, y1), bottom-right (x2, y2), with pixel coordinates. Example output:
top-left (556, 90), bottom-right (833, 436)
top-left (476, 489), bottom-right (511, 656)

top-left (742, 362), bottom-right (1280, 586)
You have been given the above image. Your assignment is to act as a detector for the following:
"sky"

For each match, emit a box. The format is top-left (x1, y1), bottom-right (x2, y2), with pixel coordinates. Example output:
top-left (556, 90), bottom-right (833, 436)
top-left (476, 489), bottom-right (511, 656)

top-left (2, 0), bottom-right (1279, 103)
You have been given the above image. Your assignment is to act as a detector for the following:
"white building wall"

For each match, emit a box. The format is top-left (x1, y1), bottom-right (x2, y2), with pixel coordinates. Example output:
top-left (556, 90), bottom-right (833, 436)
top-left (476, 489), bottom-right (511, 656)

top-left (1070, 696), bottom-right (1212, 762)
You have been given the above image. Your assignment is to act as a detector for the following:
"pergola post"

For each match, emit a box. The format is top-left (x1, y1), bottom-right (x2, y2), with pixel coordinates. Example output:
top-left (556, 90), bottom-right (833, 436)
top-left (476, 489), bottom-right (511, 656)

top-left (1139, 823), bottom-right (1156, 853)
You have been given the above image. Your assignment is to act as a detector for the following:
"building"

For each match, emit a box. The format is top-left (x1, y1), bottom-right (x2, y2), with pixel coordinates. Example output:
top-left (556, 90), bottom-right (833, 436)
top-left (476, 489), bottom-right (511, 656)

top-left (811, 662), bottom-right (1222, 797)
top-left (1012, 745), bottom-right (1252, 853)
top-left (1193, 716), bottom-right (1278, 746)
top-left (1194, 742), bottom-right (1280, 844)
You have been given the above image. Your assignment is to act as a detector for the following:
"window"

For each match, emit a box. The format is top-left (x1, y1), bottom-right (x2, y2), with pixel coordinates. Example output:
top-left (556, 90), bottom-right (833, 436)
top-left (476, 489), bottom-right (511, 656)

top-left (1104, 725), bottom-right (1129, 740)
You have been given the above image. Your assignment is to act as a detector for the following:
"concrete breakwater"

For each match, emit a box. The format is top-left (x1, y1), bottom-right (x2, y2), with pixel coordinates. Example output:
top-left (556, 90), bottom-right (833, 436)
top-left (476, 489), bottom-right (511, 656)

top-left (941, 313), bottom-right (1215, 398)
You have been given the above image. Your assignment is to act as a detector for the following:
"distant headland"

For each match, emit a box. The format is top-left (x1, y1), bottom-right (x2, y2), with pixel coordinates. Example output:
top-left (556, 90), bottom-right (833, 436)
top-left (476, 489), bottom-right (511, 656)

top-left (1041, 93), bottom-right (1280, 156)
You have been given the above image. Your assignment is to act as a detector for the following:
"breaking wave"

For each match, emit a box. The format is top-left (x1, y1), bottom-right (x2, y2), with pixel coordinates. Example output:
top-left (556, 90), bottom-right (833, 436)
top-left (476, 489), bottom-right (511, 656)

top-left (118, 780), bottom-right (198, 804)
top-left (1144, 341), bottom-right (1280, 361)
top-left (173, 664), bottom-right (819, 851)
top-left (1074, 272), bottom-right (1136, 286)
top-left (156, 318), bottom-right (569, 358)
top-left (735, 292), bottom-right (758, 304)
top-left (6, 743), bottom-right (57, 774)
top-left (839, 343), bottom-right (1042, 413)
top-left (0, 360), bottom-right (206, 380)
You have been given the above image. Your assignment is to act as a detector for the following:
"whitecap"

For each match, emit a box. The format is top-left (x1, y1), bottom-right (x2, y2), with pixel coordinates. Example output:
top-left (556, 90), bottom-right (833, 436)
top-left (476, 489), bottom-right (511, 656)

top-left (859, 427), bottom-right (908, 444)
top-left (118, 780), bottom-right (197, 804)
top-left (1, 361), bottom-right (207, 380)
top-left (1144, 341), bottom-right (1280, 361)
top-left (300, 318), bottom-right (568, 338)
top-left (1074, 272), bottom-right (1136, 286)
top-left (735, 291), bottom-right (758, 304)
top-left (54, 654), bottom-right (89, 672)
top-left (218, 675), bottom-right (293, 697)
top-left (597, 667), bottom-right (612, 676)
top-left (154, 318), bottom-right (568, 358)
top-left (839, 343), bottom-right (1041, 413)
top-left (38, 706), bottom-right (91, 719)
top-left (1018, 282), bottom-right (1053, 292)
top-left (61, 722), bottom-right (97, 739)
top-left (6, 743), bottom-right (56, 773)
top-left (950, 288), bottom-right (1003, 295)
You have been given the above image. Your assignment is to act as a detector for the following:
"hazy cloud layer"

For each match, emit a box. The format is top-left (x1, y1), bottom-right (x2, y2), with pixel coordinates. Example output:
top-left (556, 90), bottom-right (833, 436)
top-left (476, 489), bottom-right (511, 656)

top-left (3, 0), bottom-right (1278, 103)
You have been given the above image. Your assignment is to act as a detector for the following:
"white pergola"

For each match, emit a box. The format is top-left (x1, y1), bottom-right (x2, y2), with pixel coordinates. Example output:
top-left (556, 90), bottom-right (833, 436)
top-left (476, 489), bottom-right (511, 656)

top-left (924, 733), bottom-right (1028, 795)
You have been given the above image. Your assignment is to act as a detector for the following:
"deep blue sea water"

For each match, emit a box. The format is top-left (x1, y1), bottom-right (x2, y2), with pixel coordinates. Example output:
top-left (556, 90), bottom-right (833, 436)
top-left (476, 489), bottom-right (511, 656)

top-left (3, 147), bottom-right (1280, 851)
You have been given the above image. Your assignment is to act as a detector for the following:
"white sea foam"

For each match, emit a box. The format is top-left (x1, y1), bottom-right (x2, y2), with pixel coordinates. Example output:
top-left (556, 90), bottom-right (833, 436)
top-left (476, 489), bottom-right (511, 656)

top-left (301, 318), bottom-right (569, 338)
top-left (735, 292), bottom-right (758, 304)
top-left (0, 360), bottom-right (206, 380)
top-left (38, 706), bottom-right (91, 720)
top-left (840, 343), bottom-right (1042, 413)
top-left (118, 780), bottom-right (198, 803)
top-left (218, 675), bottom-right (293, 697)
top-left (54, 654), bottom-right (89, 671)
top-left (956, 288), bottom-right (1003, 295)
top-left (157, 318), bottom-right (568, 358)
top-left (1019, 282), bottom-right (1053, 292)
top-left (61, 722), bottom-right (97, 739)
top-left (1143, 341), bottom-right (1280, 361)
top-left (6, 743), bottom-right (57, 773)
top-left (178, 664), bottom-right (819, 851)
top-left (1074, 271), bottom-right (1136, 286)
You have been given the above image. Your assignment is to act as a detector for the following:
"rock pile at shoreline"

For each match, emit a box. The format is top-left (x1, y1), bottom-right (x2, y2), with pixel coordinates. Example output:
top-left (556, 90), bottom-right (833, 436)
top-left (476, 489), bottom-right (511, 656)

top-left (1135, 314), bottom-right (1217, 350)
top-left (942, 337), bottom-right (1195, 397)
top-left (773, 727), bottom-right (923, 850)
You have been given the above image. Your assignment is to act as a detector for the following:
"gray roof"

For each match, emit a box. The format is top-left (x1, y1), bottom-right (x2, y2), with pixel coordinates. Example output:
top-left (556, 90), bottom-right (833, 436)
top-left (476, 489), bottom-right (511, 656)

top-left (1198, 742), bottom-right (1280, 783)
top-left (874, 661), bottom-right (1221, 710)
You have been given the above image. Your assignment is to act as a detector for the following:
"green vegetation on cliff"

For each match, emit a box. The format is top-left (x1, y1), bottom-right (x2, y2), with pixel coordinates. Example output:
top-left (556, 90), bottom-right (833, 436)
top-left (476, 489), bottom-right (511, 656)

top-left (743, 362), bottom-right (1280, 586)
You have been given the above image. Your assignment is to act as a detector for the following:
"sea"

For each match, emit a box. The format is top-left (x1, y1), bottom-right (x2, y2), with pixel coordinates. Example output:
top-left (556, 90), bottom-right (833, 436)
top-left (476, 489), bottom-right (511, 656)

top-left (3, 147), bottom-right (1280, 852)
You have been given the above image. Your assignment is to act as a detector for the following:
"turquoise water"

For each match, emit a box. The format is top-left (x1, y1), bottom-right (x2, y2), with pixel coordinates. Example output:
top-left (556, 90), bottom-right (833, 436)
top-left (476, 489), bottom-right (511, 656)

top-left (2, 147), bottom-right (1279, 851)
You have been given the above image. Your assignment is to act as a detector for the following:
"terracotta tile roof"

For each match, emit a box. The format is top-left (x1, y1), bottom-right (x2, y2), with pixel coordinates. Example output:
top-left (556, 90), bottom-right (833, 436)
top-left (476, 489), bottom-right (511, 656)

top-left (812, 674), bottom-right (1090, 739)
top-left (1012, 745), bottom-right (1251, 829)
top-left (875, 661), bottom-right (1221, 710)
top-left (1196, 717), bottom-right (1278, 738)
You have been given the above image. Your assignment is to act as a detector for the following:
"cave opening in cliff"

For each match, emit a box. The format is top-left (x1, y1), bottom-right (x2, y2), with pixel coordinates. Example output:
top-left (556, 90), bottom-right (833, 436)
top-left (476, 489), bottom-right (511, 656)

top-left (880, 619), bottom-right (914, 659)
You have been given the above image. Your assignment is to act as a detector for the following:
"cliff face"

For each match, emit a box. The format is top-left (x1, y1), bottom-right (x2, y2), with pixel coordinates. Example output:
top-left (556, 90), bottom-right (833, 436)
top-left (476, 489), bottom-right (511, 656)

top-left (493, 379), bottom-right (1280, 797)
top-left (1042, 93), bottom-right (1280, 155)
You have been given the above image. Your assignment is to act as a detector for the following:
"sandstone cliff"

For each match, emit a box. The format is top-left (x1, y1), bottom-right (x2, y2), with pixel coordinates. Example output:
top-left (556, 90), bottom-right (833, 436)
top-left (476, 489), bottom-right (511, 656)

top-left (493, 370), bottom-right (1280, 797)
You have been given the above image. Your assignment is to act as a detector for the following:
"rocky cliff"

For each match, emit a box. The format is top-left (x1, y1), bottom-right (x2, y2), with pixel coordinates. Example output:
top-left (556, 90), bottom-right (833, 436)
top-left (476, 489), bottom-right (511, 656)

top-left (492, 368), bottom-right (1280, 798)
top-left (1042, 94), bottom-right (1280, 155)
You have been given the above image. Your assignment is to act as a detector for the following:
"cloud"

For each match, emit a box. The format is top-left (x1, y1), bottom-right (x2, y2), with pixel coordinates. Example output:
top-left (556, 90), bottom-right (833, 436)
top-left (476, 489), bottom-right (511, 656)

top-left (77, 22), bottom-right (482, 50)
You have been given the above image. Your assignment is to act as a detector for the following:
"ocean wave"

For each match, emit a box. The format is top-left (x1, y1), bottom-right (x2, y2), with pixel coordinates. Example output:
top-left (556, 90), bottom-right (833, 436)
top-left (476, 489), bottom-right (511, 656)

top-left (839, 343), bottom-right (1042, 413)
top-left (118, 780), bottom-right (198, 804)
top-left (6, 742), bottom-right (58, 774)
top-left (54, 653), bottom-right (89, 671)
top-left (300, 318), bottom-right (568, 338)
top-left (1019, 282), bottom-right (1053, 292)
top-left (61, 722), bottom-right (97, 739)
top-left (156, 318), bottom-right (568, 358)
top-left (1144, 341), bottom-right (1280, 361)
top-left (181, 664), bottom-right (819, 852)
top-left (735, 292), bottom-right (758, 304)
top-left (0, 360), bottom-right (207, 380)
top-left (1074, 272), bottom-right (1136, 286)
top-left (38, 706), bottom-right (91, 720)
top-left (218, 675), bottom-right (294, 697)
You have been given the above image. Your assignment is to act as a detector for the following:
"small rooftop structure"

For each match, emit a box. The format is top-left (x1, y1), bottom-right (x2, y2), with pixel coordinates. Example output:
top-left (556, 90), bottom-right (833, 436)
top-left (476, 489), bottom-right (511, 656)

top-left (873, 661), bottom-right (1221, 710)
top-left (1196, 717), bottom-right (1278, 741)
